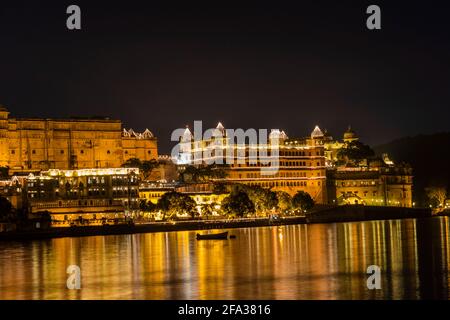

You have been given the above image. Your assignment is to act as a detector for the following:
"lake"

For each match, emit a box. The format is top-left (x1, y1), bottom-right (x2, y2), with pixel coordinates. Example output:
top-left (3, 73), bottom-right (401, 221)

top-left (0, 217), bottom-right (449, 299)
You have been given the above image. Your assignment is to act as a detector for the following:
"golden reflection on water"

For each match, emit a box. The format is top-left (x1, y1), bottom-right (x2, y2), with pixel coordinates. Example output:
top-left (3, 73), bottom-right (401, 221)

top-left (0, 217), bottom-right (449, 300)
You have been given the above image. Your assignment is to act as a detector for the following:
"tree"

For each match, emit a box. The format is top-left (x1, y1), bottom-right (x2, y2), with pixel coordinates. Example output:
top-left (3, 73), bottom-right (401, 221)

top-left (140, 159), bottom-right (159, 180)
top-left (180, 164), bottom-right (228, 183)
top-left (426, 186), bottom-right (447, 208)
top-left (0, 196), bottom-right (13, 221)
top-left (276, 191), bottom-right (293, 214)
top-left (337, 141), bottom-right (375, 165)
top-left (200, 203), bottom-right (215, 219)
top-left (0, 166), bottom-right (9, 178)
top-left (221, 190), bottom-right (255, 217)
top-left (212, 182), bottom-right (227, 194)
top-left (292, 191), bottom-right (315, 212)
top-left (157, 191), bottom-right (197, 220)
top-left (139, 199), bottom-right (157, 212)
top-left (122, 157), bottom-right (141, 168)
top-left (233, 184), bottom-right (277, 215)
top-left (40, 211), bottom-right (52, 222)
top-left (251, 188), bottom-right (277, 215)
top-left (122, 157), bottom-right (159, 180)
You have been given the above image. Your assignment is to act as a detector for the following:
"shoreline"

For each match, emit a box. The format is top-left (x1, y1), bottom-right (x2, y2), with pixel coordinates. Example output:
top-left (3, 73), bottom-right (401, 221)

top-left (0, 205), bottom-right (434, 241)
top-left (0, 216), bottom-right (306, 241)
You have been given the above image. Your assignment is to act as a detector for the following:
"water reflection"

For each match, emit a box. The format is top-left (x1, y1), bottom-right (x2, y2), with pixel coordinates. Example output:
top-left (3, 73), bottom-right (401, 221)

top-left (0, 217), bottom-right (449, 299)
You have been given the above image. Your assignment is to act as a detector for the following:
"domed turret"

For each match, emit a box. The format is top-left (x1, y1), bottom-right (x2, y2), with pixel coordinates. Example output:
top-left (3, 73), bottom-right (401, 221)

top-left (181, 126), bottom-right (193, 142)
top-left (215, 122), bottom-right (226, 136)
top-left (177, 126), bottom-right (193, 165)
top-left (310, 125), bottom-right (324, 139)
top-left (343, 125), bottom-right (358, 142)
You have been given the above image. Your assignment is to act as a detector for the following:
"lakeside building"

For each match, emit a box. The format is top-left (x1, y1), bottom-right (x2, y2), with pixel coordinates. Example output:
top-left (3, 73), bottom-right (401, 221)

top-left (175, 123), bottom-right (328, 204)
top-left (0, 176), bottom-right (26, 210)
top-left (327, 159), bottom-right (413, 207)
top-left (25, 168), bottom-right (140, 224)
top-left (175, 183), bottom-right (228, 213)
top-left (139, 181), bottom-right (178, 204)
top-left (314, 126), bottom-right (413, 207)
top-left (0, 106), bottom-right (158, 174)
top-left (174, 123), bottom-right (413, 208)
top-left (139, 182), bottom-right (228, 219)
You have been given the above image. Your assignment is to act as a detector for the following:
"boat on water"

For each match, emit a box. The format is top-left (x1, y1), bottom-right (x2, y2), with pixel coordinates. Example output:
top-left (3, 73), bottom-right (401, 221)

top-left (196, 231), bottom-right (229, 240)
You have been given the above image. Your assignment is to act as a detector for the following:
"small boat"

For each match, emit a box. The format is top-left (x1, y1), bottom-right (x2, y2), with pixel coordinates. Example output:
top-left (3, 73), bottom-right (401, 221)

top-left (196, 231), bottom-right (229, 240)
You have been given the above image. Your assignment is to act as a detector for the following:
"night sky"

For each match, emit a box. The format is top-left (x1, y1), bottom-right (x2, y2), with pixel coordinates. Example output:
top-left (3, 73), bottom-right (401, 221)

top-left (0, 1), bottom-right (449, 153)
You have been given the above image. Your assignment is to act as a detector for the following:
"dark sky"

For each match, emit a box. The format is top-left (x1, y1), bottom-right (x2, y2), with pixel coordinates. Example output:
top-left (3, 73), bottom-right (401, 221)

top-left (0, 0), bottom-right (449, 153)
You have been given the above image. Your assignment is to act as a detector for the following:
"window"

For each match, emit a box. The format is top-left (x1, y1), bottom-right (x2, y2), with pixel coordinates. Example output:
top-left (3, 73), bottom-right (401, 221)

top-left (11, 150), bottom-right (15, 154)
top-left (125, 151), bottom-right (128, 154)
top-left (60, 150), bottom-right (64, 154)
top-left (148, 150), bottom-right (151, 154)
top-left (80, 150), bottom-right (84, 154)
top-left (107, 150), bottom-right (110, 154)
top-left (32, 150), bottom-right (36, 154)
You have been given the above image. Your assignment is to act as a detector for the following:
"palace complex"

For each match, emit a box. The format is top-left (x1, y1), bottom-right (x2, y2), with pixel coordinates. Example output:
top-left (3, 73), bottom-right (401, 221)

top-left (0, 107), bottom-right (414, 225)
top-left (176, 123), bottom-right (327, 204)
top-left (174, 123), bottom-right (412, 207)
top-left (0, 106), bottom-right (158, 173)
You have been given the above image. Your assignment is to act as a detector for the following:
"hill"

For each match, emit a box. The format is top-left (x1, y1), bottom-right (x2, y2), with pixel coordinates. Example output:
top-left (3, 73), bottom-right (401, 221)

top-left (374, 132), bottom-right (450, 206)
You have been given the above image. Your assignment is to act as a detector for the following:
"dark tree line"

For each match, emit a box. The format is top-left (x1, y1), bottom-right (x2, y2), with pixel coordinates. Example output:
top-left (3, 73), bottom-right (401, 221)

top-left (122, 158), bottom-right (159, 180)
top-left (180, 164), bottom-right (228, 183)
top-left (337, 141), bottom-right (375, 165)
top-left (138, 184), bottom-right (315, 220)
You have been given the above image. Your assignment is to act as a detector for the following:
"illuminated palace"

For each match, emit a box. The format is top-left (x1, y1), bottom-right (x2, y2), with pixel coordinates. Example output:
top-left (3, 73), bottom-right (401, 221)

top-left (0, 106), bottom-right (158, 173)
top-left (175, 123), bottom-right (413, 207)
top-left (176, 123), bottom-right (328, 204)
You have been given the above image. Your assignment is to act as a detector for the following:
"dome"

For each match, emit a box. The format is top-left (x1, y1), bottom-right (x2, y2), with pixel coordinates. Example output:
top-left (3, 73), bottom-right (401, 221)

top-left (343, 125), bottom-right (358, 141)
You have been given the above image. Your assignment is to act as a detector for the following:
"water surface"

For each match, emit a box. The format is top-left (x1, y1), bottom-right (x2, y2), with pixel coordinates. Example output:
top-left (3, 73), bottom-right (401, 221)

top-left (0, 217), bottom-right (449, 299)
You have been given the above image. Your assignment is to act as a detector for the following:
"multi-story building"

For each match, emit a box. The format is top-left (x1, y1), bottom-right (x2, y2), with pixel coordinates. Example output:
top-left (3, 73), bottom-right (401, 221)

top-left (0, 106), bottom-right (158, 173)
top-left (139, 181), bottom-right (178, 204)
top-left (0, 176), bottom-right (26, 210)
top-left (175, 123), bottom-right (328, 204)
top-left (175, 123), bottom-right (414, 208)
top-left (327, 157), bottom-right (413, 207)
top-left (318, 126), bottom-right (414, 207)
top-left (138, 182), bottom-right (229, 219)
top-left (25, 167), bottom-right (140, 224)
